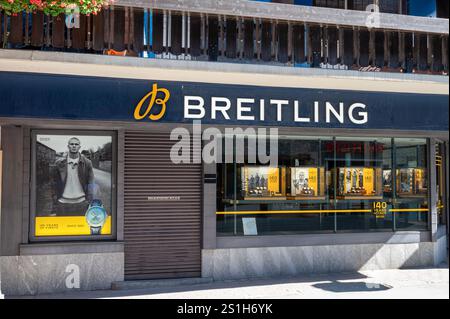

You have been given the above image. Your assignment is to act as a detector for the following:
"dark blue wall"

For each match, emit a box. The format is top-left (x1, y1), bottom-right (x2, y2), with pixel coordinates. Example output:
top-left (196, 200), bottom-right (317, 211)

top-left (408, 0), bottom-right (437, 17)
top-left (0, 72), bottom-right (448, 131)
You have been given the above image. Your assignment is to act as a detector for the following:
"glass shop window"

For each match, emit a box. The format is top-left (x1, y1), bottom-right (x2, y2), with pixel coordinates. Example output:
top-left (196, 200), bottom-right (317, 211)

top-left (217, 136), bottom-right (430, 236)
top-left (313, 0), bottom-right (346, 9)
top-left (333, 137), bottom-right (393, 232)
top-left (394, 138), bottom-right (428, 230)
top-left (378, 0), bottom-right (400, 14)
top-left (217, 136), bottom-right (334, 236)
top-left (349, 0), bottom-right (374, 11)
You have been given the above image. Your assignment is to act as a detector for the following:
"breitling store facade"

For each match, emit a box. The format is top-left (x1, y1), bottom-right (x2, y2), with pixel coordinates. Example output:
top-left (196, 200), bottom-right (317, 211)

top-left (0, 69), bottom-right (448, 296)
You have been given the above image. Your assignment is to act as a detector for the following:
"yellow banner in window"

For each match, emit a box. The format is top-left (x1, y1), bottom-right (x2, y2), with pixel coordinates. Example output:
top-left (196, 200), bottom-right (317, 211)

top-left (35, 216), bottom-right (112, 237)
top-left (267, 168), bottom-right (280, 194)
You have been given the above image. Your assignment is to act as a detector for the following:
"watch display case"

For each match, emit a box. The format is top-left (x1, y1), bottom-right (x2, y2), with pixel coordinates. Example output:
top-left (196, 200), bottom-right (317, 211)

top-left (383, 170), bottom-right (393, 194)
top-left (242, 166), bottom-right (287, 200)
top-left (290, 167), bottom-right (326, 199)
top-left (396, 168), bottom-right (427, 197)
top-left (336, 167), bottom-right (382, 199)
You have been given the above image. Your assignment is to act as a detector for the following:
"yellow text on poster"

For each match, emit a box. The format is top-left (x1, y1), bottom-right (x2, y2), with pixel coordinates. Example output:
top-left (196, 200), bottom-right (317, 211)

top-left (267, 168), bottom-right (280, 193)
top-left (363, 168), bottom-right (374, 194)
top-left (35, 216), bottom-right (112, 237)
top-left (308, 168), bottom-right (318, 195)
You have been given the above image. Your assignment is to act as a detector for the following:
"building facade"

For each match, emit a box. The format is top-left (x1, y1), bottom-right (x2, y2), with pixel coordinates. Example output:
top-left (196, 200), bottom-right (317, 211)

top-left (0, 0), bottom-right (448, 296)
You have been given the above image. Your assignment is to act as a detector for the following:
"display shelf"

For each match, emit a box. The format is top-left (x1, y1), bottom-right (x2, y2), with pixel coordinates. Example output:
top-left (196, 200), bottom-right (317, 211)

top-left (222, 198), bottom-right (329, 205)
top-left (288, 196), bottom-right (327, 200)
top-left (336, 196), bottom-right (384, 200)
top-left (397, 194), bottom-right (428, 199)
top-left (243, 196), bottom-right (287, 201)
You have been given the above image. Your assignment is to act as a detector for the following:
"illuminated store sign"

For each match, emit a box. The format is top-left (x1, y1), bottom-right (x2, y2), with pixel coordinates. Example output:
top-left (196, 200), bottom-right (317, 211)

top-left (0, 72), bottom-right (448, 131)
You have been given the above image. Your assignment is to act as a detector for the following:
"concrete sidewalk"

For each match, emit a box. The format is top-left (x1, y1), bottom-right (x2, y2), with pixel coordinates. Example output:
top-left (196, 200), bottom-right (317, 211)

top-left (3, 266), bottom-right (449, 299)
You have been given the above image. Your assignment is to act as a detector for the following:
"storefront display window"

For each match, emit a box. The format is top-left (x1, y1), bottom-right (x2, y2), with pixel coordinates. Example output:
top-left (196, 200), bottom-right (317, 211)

top-left (30, 130), bottom-right (116, 240)
top-left (334, 137), bottom-right (392, 232)
top-left (394, 138), bottom-right (428, 230)
top-left (217, 136), bottom-right (430, 236)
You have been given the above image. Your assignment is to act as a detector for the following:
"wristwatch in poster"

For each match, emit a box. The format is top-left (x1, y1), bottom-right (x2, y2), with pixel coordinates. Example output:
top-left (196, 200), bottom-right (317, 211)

top-left (85, 199), bottom-right (107, 235)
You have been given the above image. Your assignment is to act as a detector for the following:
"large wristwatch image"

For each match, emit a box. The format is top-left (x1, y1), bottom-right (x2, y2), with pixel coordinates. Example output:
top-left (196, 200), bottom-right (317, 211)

top-left (85, 199), bottom-right (108, 235)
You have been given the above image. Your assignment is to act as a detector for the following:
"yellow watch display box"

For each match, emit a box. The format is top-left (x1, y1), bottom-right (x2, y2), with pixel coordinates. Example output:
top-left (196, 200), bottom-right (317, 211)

top-left (242, 166), bottom-right (287, 200)
top-left (396, 168), bottom-right (427, 197)
top-left (336, 167), bottom-right (382, 199)
top-left (290, 167), bottom-right (325, 199)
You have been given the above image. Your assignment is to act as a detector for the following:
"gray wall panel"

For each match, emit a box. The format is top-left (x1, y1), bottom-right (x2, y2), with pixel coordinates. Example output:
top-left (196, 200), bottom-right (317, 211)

top-left (1, 126), bottom-right (24, 256)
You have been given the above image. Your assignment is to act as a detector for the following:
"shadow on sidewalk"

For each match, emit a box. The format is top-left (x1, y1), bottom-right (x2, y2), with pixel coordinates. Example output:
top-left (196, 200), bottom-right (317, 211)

top-left (9, 272), bottom-right (370, 299)
top-left (312, 281), bottom-right (392, 293)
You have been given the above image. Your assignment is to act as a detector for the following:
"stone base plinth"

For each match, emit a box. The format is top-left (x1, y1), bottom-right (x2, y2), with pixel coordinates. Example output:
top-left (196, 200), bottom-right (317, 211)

top-left (0, 252), bottom-right (124, 296)
top-left (202, 239), bottom-right (448, 280)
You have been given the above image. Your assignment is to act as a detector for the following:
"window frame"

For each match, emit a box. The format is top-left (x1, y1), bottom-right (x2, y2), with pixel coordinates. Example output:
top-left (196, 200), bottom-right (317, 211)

top-left (29, 129), bottom-right (118, 242)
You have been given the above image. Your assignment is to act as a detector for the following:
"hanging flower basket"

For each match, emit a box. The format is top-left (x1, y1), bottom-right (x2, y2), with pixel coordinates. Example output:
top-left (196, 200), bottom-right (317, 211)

top-left (0, 0), bottom-right (113, 17)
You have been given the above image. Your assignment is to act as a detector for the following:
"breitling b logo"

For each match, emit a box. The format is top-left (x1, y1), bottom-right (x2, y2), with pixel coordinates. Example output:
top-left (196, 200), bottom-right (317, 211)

top-left (134, 84), bottom-right (171, 121)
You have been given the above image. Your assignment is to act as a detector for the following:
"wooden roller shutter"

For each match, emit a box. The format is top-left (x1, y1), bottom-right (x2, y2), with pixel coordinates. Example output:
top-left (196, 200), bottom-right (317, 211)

top-left (113, 6), bottom-right (125, 51)
top-left (9, 13), bottom-right (24, 45)
top-left (261, 20), bottom-right (272, 62)
top-left (293, 24), bottom-right (305, 64)
top-left (374, 31), bottom-right (384, 68)
top-left (359, 29), bottom-right (370, 67)
top-left (170, 12), bottom-right (183, 55)
top-left (442, 36), bottom-right (448, 72)
top-left (51, 14), bottom-right (65, 48)
top-left (133, 8), bottom-right (144, 53)
top-left (0, 11), bottom-right (3, 47)
top-left (431, 35), bottom-right (443, 72)
top-left (389, 31), bottom-right (400, 68)
top-left (243, 19), bottom-right (254, 60)
top-left (208, 16), bottom-right (219, 61)
top-left (327, 26), bottom-right (338, 65)
top-left (277, 22), bottom-right (288, 63)
top-left (343, 28), bottom-right (353, 67)
top-left (72, 14), bottom-right (87, 50)
top-left (152, 10), bottom-right (164, 54)
top-left (404, 32), bottom-right (413, 72)
top-left (93, 10), bottom-right (105, 51)
top-left (310, 25), bottom-right (322, 67)
top-left (31, 11), bottom-right (44, 47)
top-left (190, 14), bottom-right (201, 57)
top-left (226, 17), bottom-right (237, 59)
top-left (124, 131), bottom-right (202, 280)
top-left (418, 33), bottom-right (428, 71)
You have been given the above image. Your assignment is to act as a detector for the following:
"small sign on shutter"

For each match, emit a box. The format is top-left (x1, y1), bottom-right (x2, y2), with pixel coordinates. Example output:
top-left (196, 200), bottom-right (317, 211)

top-left (147, 196), bottom-right (182, 201)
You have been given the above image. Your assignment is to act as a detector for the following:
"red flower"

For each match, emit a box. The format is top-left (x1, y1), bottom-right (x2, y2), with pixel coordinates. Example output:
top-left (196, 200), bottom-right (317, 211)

top-left (30, 0), bottom-right (42, 6)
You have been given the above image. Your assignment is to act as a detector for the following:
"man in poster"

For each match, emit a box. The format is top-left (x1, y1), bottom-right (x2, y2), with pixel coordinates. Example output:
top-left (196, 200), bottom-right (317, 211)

top-left (52, 137), bottom-right (95, 216)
